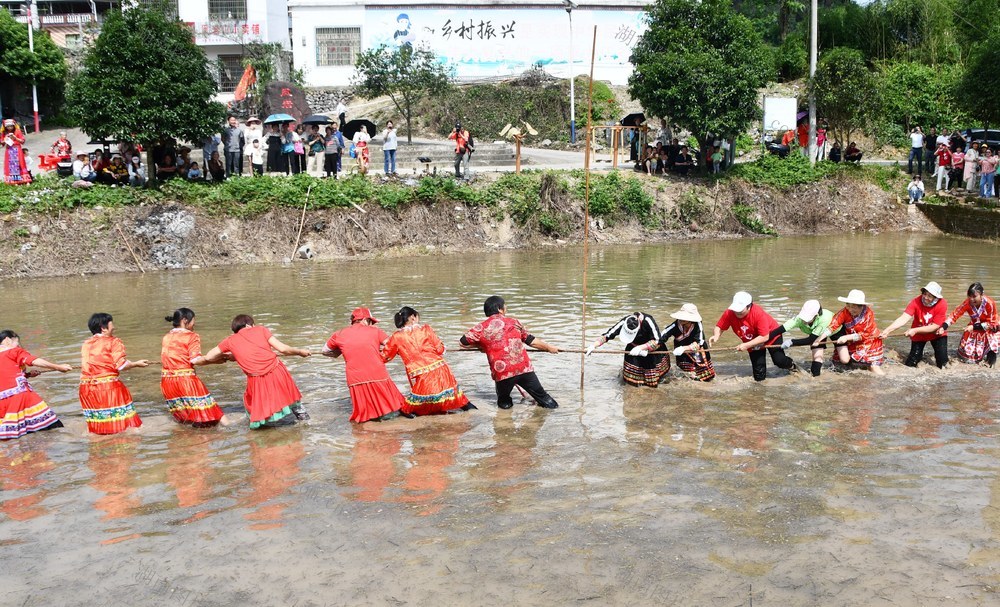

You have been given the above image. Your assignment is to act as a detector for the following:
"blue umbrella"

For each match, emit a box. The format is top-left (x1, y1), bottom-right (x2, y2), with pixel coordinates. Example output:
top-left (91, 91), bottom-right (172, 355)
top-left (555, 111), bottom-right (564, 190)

top-left (264, 113), bottom-right (295, 124)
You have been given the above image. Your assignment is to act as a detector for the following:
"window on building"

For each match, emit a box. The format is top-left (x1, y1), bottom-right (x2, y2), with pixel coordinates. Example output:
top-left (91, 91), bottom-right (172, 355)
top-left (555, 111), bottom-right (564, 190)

top-left (316, 28), bottom-right (361, 67)
top-left (208, 0), bottom-right (248, 20)
top-left (217, 55), bottom-right (244, 93)
top-left (137, 0), bottom-right (179, 21)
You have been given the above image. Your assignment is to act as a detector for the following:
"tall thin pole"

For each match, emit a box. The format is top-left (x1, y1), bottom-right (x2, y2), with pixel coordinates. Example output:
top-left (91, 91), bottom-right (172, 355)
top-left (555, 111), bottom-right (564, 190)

top-left (28, 1), bottom-right (40, 133)
top-left (807, 0), bottom-right (817, 165)
top-left (579, 25), bottom-right (596, 390)
top-left (568, 8), bottom-right (576, 144)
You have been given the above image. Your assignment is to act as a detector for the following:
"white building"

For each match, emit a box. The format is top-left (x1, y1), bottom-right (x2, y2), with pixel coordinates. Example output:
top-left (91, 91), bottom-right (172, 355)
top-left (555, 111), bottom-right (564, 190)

top-left (287, 0), bottom-right (652, 88)
top-left (142, 0), bottom-right (291, 100)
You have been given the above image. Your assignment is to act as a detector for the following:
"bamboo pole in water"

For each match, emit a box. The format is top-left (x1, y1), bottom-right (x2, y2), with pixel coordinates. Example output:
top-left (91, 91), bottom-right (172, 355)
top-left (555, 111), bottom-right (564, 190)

top-left (580, 25), bottom-right (598, 391)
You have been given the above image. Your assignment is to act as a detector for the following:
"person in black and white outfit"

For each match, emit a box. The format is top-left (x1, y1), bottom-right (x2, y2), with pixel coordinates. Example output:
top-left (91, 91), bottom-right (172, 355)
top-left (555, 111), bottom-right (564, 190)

top-left (658, 303), bottom-right (715, 382)
top-left (587, 312), bottom-right (670, 386)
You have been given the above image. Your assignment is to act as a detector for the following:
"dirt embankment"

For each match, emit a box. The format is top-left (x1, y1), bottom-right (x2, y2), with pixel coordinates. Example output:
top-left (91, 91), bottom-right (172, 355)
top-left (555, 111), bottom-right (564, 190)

top-left (0, 174), bottom-right (936, 280)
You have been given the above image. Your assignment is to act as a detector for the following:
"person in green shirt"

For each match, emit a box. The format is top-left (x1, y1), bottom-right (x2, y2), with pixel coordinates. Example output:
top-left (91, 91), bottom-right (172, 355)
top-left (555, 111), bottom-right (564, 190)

top-left (767, 300), bottom-right (834, 376)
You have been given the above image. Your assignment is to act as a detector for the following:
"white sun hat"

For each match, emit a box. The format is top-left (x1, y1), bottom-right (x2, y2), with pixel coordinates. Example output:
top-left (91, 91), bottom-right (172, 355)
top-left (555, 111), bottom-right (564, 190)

top-left (670, 303), bottom-right (702, 323)
top-left (797, 300), bottom-right (821, 322)
top-left (728, 291), bottom-right (753, 312)
top-left (921, 281), bottom-right (943, 299)
top-left (837, 289), bottom-right (869, 305)
top-left (618, 314), bottom-right (641, 344)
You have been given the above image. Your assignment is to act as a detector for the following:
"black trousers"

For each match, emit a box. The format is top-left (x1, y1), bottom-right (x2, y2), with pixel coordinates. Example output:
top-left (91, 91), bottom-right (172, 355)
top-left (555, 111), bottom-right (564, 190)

top-left (905, 336), bottom-right (948, 368)
top-left (324, 153), bottom-right (340, 176)
top-left (748, 347), bottom-right (795, 381)
top-left (225, 151), bottom-right (241, 177)
top-left (495, 372), bottom-right (557, 409)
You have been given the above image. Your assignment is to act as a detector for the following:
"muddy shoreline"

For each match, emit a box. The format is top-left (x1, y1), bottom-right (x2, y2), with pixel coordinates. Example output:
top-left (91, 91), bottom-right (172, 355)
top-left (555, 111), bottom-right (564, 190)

top-left (0, 174), bottom-right (936, 280)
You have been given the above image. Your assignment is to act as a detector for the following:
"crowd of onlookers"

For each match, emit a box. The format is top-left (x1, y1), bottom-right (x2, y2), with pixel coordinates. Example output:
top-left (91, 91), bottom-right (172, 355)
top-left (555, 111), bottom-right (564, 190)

top-left (906, 126), bottom-right (998, 202)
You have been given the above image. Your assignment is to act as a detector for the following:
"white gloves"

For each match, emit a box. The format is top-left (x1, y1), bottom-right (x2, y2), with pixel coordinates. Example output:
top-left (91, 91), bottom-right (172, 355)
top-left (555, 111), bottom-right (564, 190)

top-left (781, 338), bottom-right (793, 349)
top-left (673, 346), bottom-right (688, 356)
top-left (629, 346), bottom-right (648, 357)
top-left (586, 345), bottom-right (596, 357)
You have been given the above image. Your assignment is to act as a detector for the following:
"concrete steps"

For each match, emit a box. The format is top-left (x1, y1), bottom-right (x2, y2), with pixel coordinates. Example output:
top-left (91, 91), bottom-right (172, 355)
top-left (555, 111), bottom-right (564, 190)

top-left (375, 141), bottom-right (516, 169)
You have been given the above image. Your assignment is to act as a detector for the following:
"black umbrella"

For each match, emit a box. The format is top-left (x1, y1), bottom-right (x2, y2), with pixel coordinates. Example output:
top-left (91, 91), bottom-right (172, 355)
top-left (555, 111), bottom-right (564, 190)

top-left (620, 112), bottom-right (646, 126)
top-left (342, 119), bottom-right (377, 140)
top-left (301, 114), bottom-right (332, 125)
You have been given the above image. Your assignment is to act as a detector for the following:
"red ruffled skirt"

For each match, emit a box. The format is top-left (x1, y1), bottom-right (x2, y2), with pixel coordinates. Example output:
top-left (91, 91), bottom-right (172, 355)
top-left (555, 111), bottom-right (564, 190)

top-left (402, 359), bottom-right (469, 415)
top-left (161, 369), bottom-right (224, 424)
top-left (957, 328), bottom-right (1000, 363)
top-left (244, 363), bottom-right (302, 427)
top-left (1, 379), bottom-right (62, 440)
top-left (349, 378), bottom-right (405, 423)
top-left (79, 376), bottom-right (142, 435)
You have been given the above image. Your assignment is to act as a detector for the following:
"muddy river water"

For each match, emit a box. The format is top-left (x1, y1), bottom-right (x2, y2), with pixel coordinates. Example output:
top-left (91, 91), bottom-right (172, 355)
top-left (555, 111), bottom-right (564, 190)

top-left (2, 233), bottom-right (999, 606)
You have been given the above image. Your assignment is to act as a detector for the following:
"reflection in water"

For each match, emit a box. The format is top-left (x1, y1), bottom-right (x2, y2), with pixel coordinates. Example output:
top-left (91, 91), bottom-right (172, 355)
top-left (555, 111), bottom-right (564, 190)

top-left (343, 425), bottom-right (403, 503)
top-left (0, 444), bottom-right (55, 521)
top-left (166, 429), bottom-right (222, 510)
top-left (88, 435), bottom-right (142, 521)
top-left (397, 418), bottom-right (470, 516)
top-left (240, 428), bottom-right (306, 530)
top-left (472, 410), bottom-right (544, 505)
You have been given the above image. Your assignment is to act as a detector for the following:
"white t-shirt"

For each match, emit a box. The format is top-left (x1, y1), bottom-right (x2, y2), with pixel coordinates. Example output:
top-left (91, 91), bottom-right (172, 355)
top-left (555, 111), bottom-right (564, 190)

top-left (936, 135), bottom-right (949, 147)
top-left (910, 132), bottom-right (924, 148)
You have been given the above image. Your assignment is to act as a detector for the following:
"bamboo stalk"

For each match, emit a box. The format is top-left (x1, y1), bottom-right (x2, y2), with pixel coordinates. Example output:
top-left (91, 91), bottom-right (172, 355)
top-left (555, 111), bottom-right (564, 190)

top-left (290, 184), bottom-right (313, 260)
top-left (580, 24), bottom-right (598, 391)
top-left (116, 225), bottom-right (144, 273)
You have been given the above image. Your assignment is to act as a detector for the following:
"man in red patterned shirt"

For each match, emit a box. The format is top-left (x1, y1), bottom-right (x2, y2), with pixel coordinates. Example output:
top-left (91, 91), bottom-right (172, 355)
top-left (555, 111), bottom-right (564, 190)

top-left (461, 295), bottom-right (560, 409)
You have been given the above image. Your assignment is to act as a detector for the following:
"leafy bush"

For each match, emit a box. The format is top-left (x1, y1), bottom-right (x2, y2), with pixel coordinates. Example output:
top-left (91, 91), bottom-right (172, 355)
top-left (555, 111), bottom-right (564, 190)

top-left (732, 204), bottom-right (777, 235)
top-left (772, 34), bottom-right (809, 81)
top-left (728, 153), bottom-right (845, 188)
top-left (677, 189), bottom-right (709, 224)
top-left (575, 170), bottom-right (654, 218)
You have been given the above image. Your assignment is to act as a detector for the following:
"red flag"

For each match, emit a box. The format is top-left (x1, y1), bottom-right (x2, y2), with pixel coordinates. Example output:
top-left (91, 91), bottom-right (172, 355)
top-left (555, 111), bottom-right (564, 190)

top-left (233, 65), bottom-right (257, 101)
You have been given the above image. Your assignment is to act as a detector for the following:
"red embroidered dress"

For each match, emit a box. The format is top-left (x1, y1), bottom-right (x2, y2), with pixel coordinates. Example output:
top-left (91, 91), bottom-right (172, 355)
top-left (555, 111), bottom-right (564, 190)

top-left (382, 324), bottom-right (469, 415)
top-left (827, 306), bottom-right (885, 366)
top-left (0, 347), bottom-right (62, 439)
top-left (217, 326), bottom-right (301, 429)
top-left (462, 314), bottom-right (534, 382)
top-left (325, 324), bottom-right (405, 423)
top-left (2, 123), bottom-right (32, 185)
top-left (946, 295), bottom-right (1000, 364)
top-left (79, 335), bottom-right (142, 434)
top-left (160, 328), bottom-right (223, 424)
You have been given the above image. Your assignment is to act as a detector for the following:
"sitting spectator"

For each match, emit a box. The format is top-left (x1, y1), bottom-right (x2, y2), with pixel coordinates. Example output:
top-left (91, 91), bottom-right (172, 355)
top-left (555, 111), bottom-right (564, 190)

top-left (92, 149), bottom-right (110, 174)
top-left (128, 155), bottom-right (146, 187)
top-left (22, 147), bottom-right (34, 179)
top-left (655, 144), bottom-right (669, 174)
top-left (664, 138), bottom-right (680, 171)
top-left (907, 174), bottom-right (925, 204)
top-left (187, 161), bottom-right (203, 180)
top-left (50, 131), bottom-right (72, 156)
top-left (844, 142), bottom-right (863, 163)
top-left (73, 151), bottom-right (97, 182)
top-left (829, 141), bottom-right (843, 163)
top-left (99, 154), bottom-right (129, 186)
top-left (245, 139), bottom-right (264, 176)
top-left (673, 145), bottom-right (694, 175)
top-left (176, 147), bottom-right (192, 179)
top-left (638, 144), bottom-right (655, 174)
top-left (781, 128), bottom-right (796, 148)
top-left (156, 153), bottom-right (178, 180)
top-left (208, 150), bottom-right (226, 181)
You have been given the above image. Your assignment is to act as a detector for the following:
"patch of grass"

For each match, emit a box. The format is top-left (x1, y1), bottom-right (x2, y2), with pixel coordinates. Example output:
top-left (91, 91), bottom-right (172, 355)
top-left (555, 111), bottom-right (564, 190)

top-left (732, 204), bottom-right (777, 235)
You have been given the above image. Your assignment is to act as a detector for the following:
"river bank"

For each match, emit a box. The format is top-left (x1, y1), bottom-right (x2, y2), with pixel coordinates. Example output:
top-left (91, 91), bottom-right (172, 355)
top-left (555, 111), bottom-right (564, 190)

top-left (0, 168), bottom-right (935, 280)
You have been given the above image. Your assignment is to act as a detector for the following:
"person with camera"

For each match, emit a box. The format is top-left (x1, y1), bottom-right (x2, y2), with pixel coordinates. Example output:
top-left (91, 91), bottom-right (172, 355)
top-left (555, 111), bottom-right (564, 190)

top-left (909, 126), bottom-right (924, 175)
top-left (448, 122), bottom-right (473, 179)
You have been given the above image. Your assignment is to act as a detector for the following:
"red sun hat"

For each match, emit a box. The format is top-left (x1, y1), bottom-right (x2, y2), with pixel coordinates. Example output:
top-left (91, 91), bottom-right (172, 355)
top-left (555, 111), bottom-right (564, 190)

top-left (350, 307), bottom-right (378, 324)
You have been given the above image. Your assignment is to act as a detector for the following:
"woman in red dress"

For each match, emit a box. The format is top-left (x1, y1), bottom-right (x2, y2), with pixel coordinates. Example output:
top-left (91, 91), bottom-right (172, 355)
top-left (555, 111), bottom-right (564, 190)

top-left (1, 329), bottom-right (72, 440)
top-left (160, 308), bottom-right (225, 426)
top-left (79, 313), bottom-right (149, 434)
top-left (817, 290), bottom-right (885, 376)
top-left (199, 314), bottom-right (310, 429)
top-left (940, 282), bottom-right (999, 367)
top-left (323, 307), bottom-right (410, 423)
top-left (2, 119), bottom-right (32, 185)
top-left (381, 306), bottom-right (474, 415)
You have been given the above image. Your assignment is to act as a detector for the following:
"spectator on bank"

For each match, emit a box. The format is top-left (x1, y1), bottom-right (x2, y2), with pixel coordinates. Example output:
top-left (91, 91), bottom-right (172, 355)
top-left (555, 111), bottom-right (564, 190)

top-left (187, 162), bottom-right (203, 180)
top-left (128, 155), bottom-right (146, 187)
top-left (674, 145), bottom-right (694, 175)
top-left (100, 154), bottom-right (129, 186)
top-left (656, 118), bottom-right (672, 147)
top-left (222, 116), bottom-right (245, 178)
top-left (50, 131), bottom-right (72, 156)
top-left (448, 122), bottom-right (471, 179)
top-left (638, 144), bottom-right (655, 174)
top-left (265, 124), bottom-right (283, 174)
top-left (176, 147), bottom-right (193, 179)
top-left (284, 123), bottom-right (301, 175)
top-left (711, 146), bottom-right (723, 174)
top-left (934, 142), bottom-right (952, 191)
top-left (244, 117), bottom-right (263, 154)
top-left (979, 148), bottom-right (998, 198)
top-left (201, 132), bottom-right (221, 171)
top-left (908, 127), bottom-right (924, 174)
top-left (307, 126), bottom-right (325, 176)
top-left (324, 124), bottom-right (344, 179)
top-left (245, 139), bottom-right (264, 177)
top-left (654, 142), bottom-right (667, 174)
top-left (207, 150), bottom-right (225, 181)
top-left (664, 137), bottom-right (679, 171)
top-left (353, 124), bottom-right (371, 175)
top-left (73, 151), bottom-right (96, 182)
top-left (156, 153), bottom-right (178, 181)
top-left (964, 142), bottom-right (980, 192)
top-left (297, 124), bottom-right (309, 173)
top-left (950, 147), bottom-right (965, 190)
top-left (628, 116), bottom-right (642, 163)
top-left (907, 174), bottom-right (925, 204)
top-left (781, 128), bottom-right (796, 148)
top-left (382, 120), bottom-right (398, 175)
top-left (923, 127), bottom-right (938, 173)
top-left (950, 129), bottom-right (966, 153)
top-left (829, 141), bottom-right (843, 163)
top-left (92, 149), bottom-right (110, 174)
top-left (844, 142), bottom-right (863, 163)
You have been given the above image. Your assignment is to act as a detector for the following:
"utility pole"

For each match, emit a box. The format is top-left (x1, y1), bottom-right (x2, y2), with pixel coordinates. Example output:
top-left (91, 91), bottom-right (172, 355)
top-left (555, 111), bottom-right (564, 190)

top-left (807, 0), bottom-right (817, 165)
top-left (27, 1), bottom-right (41, 133)
top-left (564, 1), bottom-right (576, 144)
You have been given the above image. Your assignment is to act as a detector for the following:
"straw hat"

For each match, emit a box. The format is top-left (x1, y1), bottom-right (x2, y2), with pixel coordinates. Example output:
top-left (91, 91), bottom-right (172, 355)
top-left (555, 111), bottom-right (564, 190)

top-left (728, 291), bottom-right (753, 312)
top-left (670, 303), bottom-right (702, 323)
top-left (797, 300), bottom-right (821, 322)
top-left (921, 281), bottom-right (943, 299)
top-left (350, 307), bottom-right (378, 324)
top-left (247, 116), bottom-right (261, 125)
top-left (837, 289), bottom-right (869, 305)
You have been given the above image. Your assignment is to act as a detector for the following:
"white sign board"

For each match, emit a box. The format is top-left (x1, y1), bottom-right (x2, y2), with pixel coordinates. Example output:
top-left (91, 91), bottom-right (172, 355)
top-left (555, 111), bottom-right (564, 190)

top-left (763, 96), bottom-right (797, 132)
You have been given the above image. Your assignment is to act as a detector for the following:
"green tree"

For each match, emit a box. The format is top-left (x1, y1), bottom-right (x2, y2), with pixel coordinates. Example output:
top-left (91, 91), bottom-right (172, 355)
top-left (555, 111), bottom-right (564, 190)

top-left (66, 8), bottom-right (226, 154)
top-left (811, 47), bottom-right (878, 146)
top-left (961, 35), bottom-right (1000, 125)
top-left (0, 9), bottom-right (68, 118)
top-left (352, 45), bottom-right (453, 143)
top-left (879, 61), bottom-right (966, 131)
top-left (629, 0), bottom-right (773, 171)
